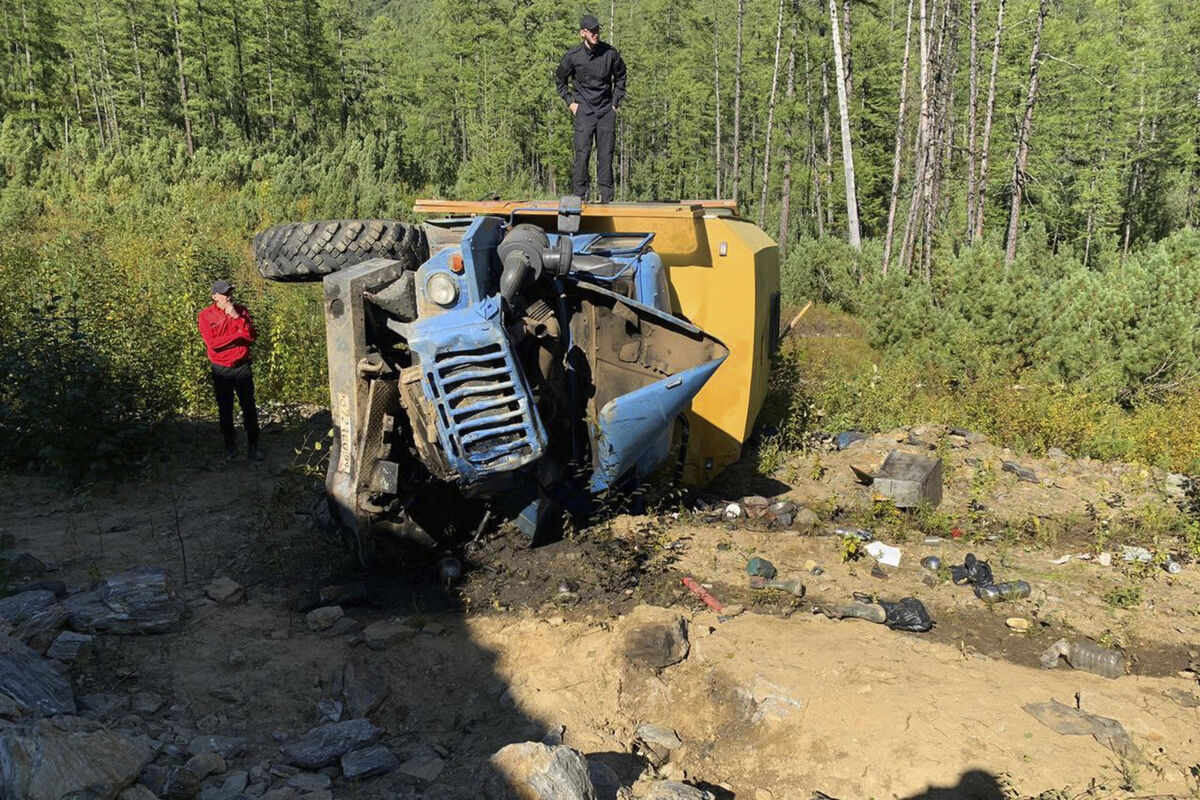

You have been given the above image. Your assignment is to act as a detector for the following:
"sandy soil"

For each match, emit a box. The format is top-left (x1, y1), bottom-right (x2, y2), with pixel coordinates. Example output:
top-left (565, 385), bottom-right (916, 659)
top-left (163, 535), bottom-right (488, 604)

top-left (2, 417), bottom-right (1199, 799)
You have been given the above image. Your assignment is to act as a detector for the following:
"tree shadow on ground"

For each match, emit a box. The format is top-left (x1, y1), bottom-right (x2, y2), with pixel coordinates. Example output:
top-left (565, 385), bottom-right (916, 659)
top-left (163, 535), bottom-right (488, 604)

top-left (896, 769), bottom-right (1008, 800)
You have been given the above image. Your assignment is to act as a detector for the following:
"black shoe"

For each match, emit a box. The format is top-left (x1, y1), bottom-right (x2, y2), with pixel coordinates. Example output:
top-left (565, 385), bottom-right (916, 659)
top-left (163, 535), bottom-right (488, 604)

top-left (248, 448), bottom-right (265, 462)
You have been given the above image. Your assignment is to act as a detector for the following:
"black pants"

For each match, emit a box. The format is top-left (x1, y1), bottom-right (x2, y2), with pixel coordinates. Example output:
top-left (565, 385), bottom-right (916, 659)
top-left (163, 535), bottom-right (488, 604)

top-left (211, 363), bottom-right (259, 451)
top-left (573, 108), bottom-right (616, 202)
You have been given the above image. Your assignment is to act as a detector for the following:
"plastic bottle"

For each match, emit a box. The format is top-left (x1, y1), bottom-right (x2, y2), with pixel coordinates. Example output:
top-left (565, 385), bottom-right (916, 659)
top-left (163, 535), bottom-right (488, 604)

top-left (1163, 557), bottom-right (1182, 575)
top-left (1040, 638), bottom-right (1126, 679)
top-left (973, 580), bottom-right (1032, 604)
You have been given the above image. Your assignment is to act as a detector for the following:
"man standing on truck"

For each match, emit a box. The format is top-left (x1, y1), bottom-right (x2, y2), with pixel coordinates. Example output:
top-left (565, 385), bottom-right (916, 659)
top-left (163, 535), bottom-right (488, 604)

top-left (198, 279), bottom-right (263, 462)
top-left (556, 13), bottom-right (626, 203)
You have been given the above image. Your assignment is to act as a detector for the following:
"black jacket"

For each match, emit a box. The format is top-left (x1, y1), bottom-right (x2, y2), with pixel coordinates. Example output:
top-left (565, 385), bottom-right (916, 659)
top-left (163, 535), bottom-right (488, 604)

top-left (555, 41), bottom-right (627, 115)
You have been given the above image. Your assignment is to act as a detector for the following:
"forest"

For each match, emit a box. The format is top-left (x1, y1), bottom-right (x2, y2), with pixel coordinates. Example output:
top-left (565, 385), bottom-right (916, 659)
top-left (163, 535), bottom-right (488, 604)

top-left (1, 0), bottom-right (1199, 478)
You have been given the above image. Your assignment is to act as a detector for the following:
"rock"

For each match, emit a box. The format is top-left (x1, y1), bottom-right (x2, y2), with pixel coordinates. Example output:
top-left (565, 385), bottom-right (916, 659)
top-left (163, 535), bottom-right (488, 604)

top-left (0, 718), bottom-right (152, 800)
top-left (398, 752), bottom-right (445, 783)
top-left (587, 760), bottom-right (627, 800)
top-left (315, 699), bottom-right (343, 723)
top-left (119, 785), bottom-right (161, 800)
top-left (739, 496), bottom-right (769, 518)
top-left (304, 606), bottom-right (343, 633)
top-left (78, 692), bottom-right (129, 717)
top-left (0, 552), bottom-right (48, 580)
top-left (184, 751), bottom-right (227, 780)
top-left (188, 735), bottom-right (246, 760)
top-left (205, 578), bottom-right (245, 605)
top-left (835, 431), bottom-right (866, 450)
top-left (286, 772), bottom-right (332, 792)
top-left (1001, 461), bottom-right (1039, 484)
top-left (141, 763), bottom-right (202, 800)
top-left (641, 781), bottom-right (716, 800)
top-left (209, 686), bottom-right (244, 705)
top-left (1097, 552), bottom-right (1113, 567)
top-left (1047, 447), bottom-right (1068, 460)
top-left (340, 744), bottom-right (399, 780)
top-left (633, 724), bottom-right (681, 767)
top-left (765, 501), bottom-right (796, 526)
top-left (279, 719), bottom-right (381, 769)
top-left (0, 635), bottom-right (76, 715)
top-left (792, 508), bottom-right (820, 530)
top-left (362, 618), bottom-right (418, 651)
top-left (873, 451), bottom-right (943, 508)
top-left (11, 603), bottom-right (70, 650)
top-left (259, 790), bottom-right (298, 800)
top-left (64, 568), bottom-right (186, 634)
top-left (45, 630), bottom-right (93, 662)
top-left (341, 655), bottom-right (389, 719)
top-left (481, 742), bottom-right (595, 800)
top-left (622, 613), bottom-right (689, 670)
top-left (132, 692), bottom-right (167, 715)
top-left (740, 677), bottom-right (804, 723)
top-left (1006, 617), bottom-right (1031, 632)
top-left (323, 617), bottom-right (360, 638)
top-left (0, 590), bottom-right (58, 628)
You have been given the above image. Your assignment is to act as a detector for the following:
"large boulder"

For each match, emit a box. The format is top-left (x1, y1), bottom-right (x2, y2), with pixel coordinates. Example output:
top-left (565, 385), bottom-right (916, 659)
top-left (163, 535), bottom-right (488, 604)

top-left (65, 568), bottom-right (186, 634)
top-left (0, 635), bottom-right (75, 715)
top-left (0, 716), bottom-right (152, 800)
top-left (279, 719), bottom-right (381, 769)
top-left (481, 742), bottom-right (596, 800)
top-left (621, 610), bottom-right (689, 670)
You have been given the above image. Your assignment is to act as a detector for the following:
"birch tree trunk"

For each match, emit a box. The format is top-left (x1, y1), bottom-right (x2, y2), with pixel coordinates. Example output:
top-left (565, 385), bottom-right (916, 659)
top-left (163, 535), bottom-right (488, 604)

top-left (882, 0), bottom-right (915, 274)
top-left (827, 4), bottom-right (860, 248)
top-left (18, 0), bottom-right (36, 117)
top-left (975, 0), bottom-right (1006, 242)
top-left (821, 59), bottom-right (834, 228)
top-left (124, 0), bottom-right (147, 120)
top-left (171, 0), bottom-right (194, 156)
top-left (804, 42), bottom-right (827, 238)
top-left (1122, 78), bottom-right (1147, 262)
top-left (898, 0), bottom-right (929, 273)
top-left (759, 0), bottom-right (787, 227)
top-left (965, 0), bottom-right (980, 240)
top-left (779, 14), bottom-right (798, 257)
top-left (1004, 0), bottom-right (1049, 264)
top-left (732, 0), bottom-right (745, 204)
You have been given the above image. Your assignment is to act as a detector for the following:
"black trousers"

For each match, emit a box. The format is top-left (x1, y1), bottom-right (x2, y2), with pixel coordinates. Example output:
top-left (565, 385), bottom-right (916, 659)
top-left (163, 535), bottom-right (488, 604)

top-left (573, 108), bottom-right (616, 202)
top-left (211, 363), bottom-right (259, 450)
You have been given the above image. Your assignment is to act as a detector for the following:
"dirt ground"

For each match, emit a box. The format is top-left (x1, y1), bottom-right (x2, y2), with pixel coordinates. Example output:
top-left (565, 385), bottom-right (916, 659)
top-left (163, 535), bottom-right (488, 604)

top-left (2, 414), bottom-right (1199, 800)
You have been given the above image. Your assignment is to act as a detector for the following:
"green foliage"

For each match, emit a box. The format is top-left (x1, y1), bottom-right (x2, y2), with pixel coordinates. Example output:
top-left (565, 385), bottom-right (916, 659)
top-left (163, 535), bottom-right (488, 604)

top-left (1102, 584), bottom-right (1143, 610)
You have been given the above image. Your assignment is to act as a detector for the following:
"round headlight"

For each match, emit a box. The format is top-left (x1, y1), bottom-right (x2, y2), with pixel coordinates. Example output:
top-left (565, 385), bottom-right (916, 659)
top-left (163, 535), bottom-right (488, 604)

top-left (425, 272), bottom-right (460, 307)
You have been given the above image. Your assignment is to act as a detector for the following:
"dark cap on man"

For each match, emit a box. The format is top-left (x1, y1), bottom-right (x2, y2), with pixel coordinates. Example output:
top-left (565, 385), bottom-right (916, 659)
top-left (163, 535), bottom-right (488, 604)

top-left (211, 279), bottom-right (233, 295)
top-left (580, 13), bottom-right (599, 31)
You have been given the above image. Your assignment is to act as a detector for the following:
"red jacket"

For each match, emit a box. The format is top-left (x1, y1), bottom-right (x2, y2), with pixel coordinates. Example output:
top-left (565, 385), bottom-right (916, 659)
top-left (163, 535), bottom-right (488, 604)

top-left (198, 303), bottom-right (257, 367)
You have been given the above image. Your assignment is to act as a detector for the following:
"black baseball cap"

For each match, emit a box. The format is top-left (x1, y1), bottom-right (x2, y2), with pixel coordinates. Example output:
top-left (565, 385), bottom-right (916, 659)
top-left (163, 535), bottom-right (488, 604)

top-left (580, 14), bottom-right (600, 31)
top-left (211, 279), bottom-right (233, 295)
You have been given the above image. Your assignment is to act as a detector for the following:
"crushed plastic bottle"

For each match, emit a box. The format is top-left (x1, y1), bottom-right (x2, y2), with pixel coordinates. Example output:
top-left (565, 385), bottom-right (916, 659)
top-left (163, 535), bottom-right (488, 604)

top-left (1040, 638), bottom-right (1126, 679)
top-left (973, 580), bottom-right (1032, 604)
top-left (1164, 557), bottom-right (1182, 575)
top-left (834, 527), bottom-right (873, 542)
top-left (920, 555), bottom-right (942, 571)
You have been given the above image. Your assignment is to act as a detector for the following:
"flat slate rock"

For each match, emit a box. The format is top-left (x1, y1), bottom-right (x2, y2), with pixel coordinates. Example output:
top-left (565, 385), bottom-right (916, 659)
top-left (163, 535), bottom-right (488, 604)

top-left (279, 719), bottom-right (381, 769)
top-left (481, 742), bottom-right (596, 800)
top-left (341, 744), bottom-right (399, 780)
top-left (188, 734), bottom-right (247, 759)
top-left (0, 634), bottom-right (76, 715)
top-left (641, 781), bottom-right (716, 800)
top-left (0, 717), bottom-right (152, 800)
top-left (342, 655), bottom-right (389, 719)
top-left (65, 568), bottom-right (186, 634)
top-left (0, 590), bottom-right (58, 627)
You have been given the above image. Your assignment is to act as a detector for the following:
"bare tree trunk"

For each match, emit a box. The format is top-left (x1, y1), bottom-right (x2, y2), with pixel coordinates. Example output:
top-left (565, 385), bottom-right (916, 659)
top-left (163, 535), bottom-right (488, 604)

top-left (713, 15), bottom-right (722, 198)
top-left (1121, 78), bottom-right (1147, 262)
top-left (91, 0), bottom-right (121, 149)
top-left (759, 0), bottom-right (787, 227)
top-left (231, 4), bottom-right (251, 138)
top-left (828, 0), bottom-right (861, 248)
top-left (975, 0), bottom-right (1006, 242)
top-left (841, 0), bottom-right (853, 106)
top-left (88, 66), bottom-right (106, 150)
top-left (124, 0), bottom-right (147, 120)
top-left (898, 0), bottom-right (929, 274)
top-left (965, 0), bottom-right (980, 240)
top-left (732, 0), bottom-right (745, 204)
top-left (924, 0), bottom-right (958, 277)
top-left (68, 52), bottom-right (84, 123)
top-left (171, 1), bottom-right (195, 156)
top-left (18, 0), bottom-right (37, 117)
top-left (804, 42), bottom-right (826, 238)
top-left (193, 0), bottom-right (219, 132)
top-left (882, 0), bottom-right (915, 274)
top-left (1004, 0), bottom-right (1049, 264)
top-left (265, 3), bottom-right (276, 132)
top-left (821, 59), bottom-right (834, 228)
top-left (779, 13), bottom-right (798, 257)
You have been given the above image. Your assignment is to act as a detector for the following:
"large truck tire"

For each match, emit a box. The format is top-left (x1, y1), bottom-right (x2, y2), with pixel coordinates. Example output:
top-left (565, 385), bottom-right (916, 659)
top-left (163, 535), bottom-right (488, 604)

top-left (253, 219), bottom-right (428, 281)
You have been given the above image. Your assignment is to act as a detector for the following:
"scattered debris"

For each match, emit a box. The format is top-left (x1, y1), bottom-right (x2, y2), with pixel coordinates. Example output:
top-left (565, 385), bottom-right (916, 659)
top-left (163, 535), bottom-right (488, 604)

top-left (1023, 699), bottom-right (1138, 758)
top-left (1006, 618), bottom-right (1031, 633)
top-left (747, 576), bottom-right (805, 597)
top-left (813, 593), bottom-right (932, 632)
top-left (1097, 552), bottom-right (1113, 567)
top-left (723, 503), bottom-right (743, 521)
top-left (1120, 546), bottom-right (1153, 564)
top-left (1163, 557), bottom-right (1182, 574)
top-left (920, 556), bottom-right (941, 571)
top-left (745, 557), bottom-right (776, 579)
top-left (975, 580), bottom-right (1032, 604)
top-left (1040, 639), bottom-right (1126, 679)
top-left (833, 527), bottom-right (873, 542)
top-left (681, 578), bottom-right (724, 613)
top-left (864, 541), bottom-right (902, 568)
top-left (766, 500), bottom-right (797, 526)
top-left (872, 451), bottom-right (943, 508)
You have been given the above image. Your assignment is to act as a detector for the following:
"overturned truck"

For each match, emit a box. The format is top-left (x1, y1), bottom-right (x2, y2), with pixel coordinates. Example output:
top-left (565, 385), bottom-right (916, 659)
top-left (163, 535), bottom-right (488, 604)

top-left (253, 198), bottom-right (779, 564)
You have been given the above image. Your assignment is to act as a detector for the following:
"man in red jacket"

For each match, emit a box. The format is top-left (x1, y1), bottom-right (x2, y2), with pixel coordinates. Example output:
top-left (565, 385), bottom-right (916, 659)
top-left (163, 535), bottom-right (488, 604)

top-left (198, 279), bottom-right (262, 461)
